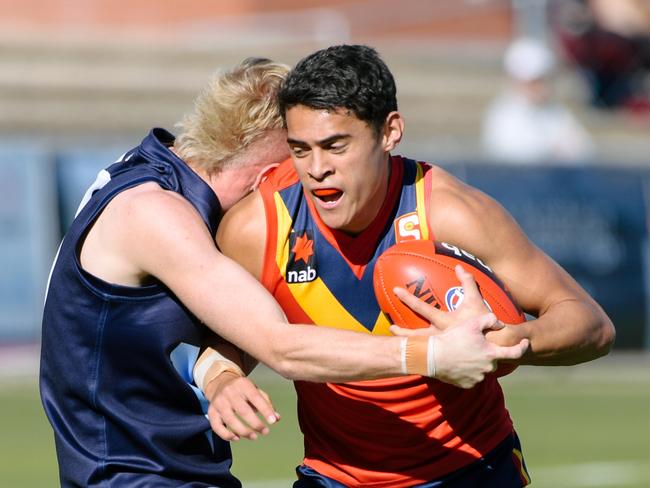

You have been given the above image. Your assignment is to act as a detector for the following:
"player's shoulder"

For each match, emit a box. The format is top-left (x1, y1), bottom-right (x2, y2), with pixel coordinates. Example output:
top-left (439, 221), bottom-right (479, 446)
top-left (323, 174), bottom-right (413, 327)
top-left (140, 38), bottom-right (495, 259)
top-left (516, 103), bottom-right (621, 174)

top-left (218, 159), bottom-right (295, 244)
top-left (81, 182), bottom-right (206, 282)
top-left (219, 189), bottom-right (264, 234)
top-left (425, 164), bottom-right (509, 244)
top-left (217, 190), bottom-right (266, 258)
top-left (427, 164), bottom-right (492, 211)
top-left (216, 190), bottom-right (267, 277)
top-left (114, 182), bottom-right (191, 218)
top-left (106, 182), bottom-right (203, 243)
top-left (261, 158), bottom-right (299, 191)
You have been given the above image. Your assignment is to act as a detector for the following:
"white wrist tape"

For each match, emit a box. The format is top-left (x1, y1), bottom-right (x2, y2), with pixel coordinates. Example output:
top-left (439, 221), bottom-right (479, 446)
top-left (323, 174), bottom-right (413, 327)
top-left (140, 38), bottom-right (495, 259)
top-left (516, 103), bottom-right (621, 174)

top-left (193, 349), bottom-right (245, 392)
top-left (403, 336), bottom-right (436, 377)
top-left (400, 337), bottom-right (408, 375)
top-left (427, 335), bottom-right (436, 378)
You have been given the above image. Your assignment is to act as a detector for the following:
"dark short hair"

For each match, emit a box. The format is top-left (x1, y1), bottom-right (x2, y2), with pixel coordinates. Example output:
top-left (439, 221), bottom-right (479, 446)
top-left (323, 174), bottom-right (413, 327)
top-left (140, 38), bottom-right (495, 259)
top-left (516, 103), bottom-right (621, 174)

top-left (279, 45), bottom-right (398, 134)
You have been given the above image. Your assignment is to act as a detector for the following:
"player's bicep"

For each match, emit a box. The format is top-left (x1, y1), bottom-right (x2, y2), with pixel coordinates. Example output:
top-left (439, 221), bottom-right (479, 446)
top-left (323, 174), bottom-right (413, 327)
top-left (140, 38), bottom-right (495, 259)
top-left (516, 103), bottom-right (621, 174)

top-left (496, 245), bottom-right (592, 318)
top-left (429, 183), bottom-right (570, 317)
top-left (454, 194), bottom-right (587, 317)
top-left (133, 196), bottom-right (286, 348)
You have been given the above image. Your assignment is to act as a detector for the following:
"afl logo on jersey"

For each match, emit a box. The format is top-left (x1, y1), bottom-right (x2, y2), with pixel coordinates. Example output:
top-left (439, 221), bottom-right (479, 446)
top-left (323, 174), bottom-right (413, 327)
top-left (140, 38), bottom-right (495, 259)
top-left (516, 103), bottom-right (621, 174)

top-left (445, 286), bottom-right (493, 312)
top-left (445, 287), bottom-right (465, 311)
top-left (286, 230), bottom-right (318, 284)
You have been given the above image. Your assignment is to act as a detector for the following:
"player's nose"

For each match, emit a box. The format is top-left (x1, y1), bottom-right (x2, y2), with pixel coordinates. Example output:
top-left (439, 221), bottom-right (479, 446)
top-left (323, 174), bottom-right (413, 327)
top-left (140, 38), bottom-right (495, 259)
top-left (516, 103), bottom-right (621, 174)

top-left (307, 151), bottom-right (333, 181)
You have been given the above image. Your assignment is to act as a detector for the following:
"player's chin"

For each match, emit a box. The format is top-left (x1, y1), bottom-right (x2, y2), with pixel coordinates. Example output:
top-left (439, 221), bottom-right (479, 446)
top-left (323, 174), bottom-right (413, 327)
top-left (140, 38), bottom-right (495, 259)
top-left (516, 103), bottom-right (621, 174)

top-left (316, 208), bottom-right (353, 232)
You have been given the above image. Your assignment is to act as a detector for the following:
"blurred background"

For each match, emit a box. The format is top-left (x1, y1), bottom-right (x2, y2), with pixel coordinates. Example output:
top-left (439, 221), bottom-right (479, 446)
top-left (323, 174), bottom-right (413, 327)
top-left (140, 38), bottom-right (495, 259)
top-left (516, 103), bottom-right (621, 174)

top-left (0, 0), bottom-right (649, 486)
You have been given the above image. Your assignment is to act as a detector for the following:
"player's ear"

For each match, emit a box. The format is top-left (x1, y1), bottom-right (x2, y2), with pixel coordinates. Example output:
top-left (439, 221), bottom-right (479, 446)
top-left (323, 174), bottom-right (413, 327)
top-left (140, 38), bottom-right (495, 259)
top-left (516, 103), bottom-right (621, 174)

top-left (381, 111), bottom-right (404, 152)
top-left (250, 163), bottom-right (280, 191)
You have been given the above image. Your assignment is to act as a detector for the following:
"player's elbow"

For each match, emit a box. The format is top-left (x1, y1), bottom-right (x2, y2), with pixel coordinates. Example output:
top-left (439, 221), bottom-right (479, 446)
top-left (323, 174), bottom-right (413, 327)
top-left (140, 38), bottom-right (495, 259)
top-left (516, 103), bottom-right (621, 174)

top-left (594, 315), bottom-right (616, 358)
top-left (264, 355), bottom-right (302, 380)
top-left (270, 359), bottom-right (302, 380)
top-left (574, 303), bottom-right (616, 362)
top-left (258, 340), bottom-right (304, 380)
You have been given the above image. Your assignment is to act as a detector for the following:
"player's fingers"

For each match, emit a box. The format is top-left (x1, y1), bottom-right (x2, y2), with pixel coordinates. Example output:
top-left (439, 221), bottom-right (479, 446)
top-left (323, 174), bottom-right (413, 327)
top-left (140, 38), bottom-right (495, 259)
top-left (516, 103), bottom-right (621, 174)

top-left (258, 388), bottom-right (282, 423)
top-left (234, 396), bottom-right (271, 437)
top-left (214, 386), bottom-right (269, 440)
top-left (389, 324), bottom-right (417, 336)
top-left (218, 401), bottom-right (263, 440)
top-left (393, 287), bottom-right (446, 324)
top-left (484, 319), bottom-right (506, 332)
top-left (476, 313), bottom-right (499, 332)
top-left (493, 338), bottom-right (530, 360)
top-left (246, 388), bottom-right (279, 427)
top-left (454, 265), bottom-right (483, 306)
top-left (208, 411), bottom-right (240, 442)
top-left (219, 379), bottom-right (275, 434)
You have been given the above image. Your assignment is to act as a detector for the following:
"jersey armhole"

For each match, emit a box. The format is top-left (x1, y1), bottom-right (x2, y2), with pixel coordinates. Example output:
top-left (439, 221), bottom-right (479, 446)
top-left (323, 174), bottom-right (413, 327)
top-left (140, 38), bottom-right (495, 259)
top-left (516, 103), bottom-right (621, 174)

top-left (72, 178), bottom-right (167, 298)
top-left (259, 186), bottom-right (279, 291)
top-left (419, 162), bottom-right (435, 241)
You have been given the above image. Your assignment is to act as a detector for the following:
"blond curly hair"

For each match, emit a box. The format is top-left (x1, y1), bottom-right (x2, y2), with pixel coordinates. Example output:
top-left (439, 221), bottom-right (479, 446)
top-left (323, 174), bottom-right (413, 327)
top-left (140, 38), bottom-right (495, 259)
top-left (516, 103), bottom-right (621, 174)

top-left (174, 57), bottom-right (289, 174)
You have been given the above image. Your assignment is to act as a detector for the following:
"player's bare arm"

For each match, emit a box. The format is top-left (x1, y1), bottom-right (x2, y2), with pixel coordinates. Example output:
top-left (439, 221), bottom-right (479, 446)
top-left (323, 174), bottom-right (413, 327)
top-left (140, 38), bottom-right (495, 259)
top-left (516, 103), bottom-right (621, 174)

top-left (83, 182), bottom-right (524, 387)
top-left (426, 165), bottom-right (615, 365)
top-left (215, 189), bottom-right (528, 385)
top-left (109, 187), bottom-right (403, 382)
top-left (77, 178), bottom-right (529, 452)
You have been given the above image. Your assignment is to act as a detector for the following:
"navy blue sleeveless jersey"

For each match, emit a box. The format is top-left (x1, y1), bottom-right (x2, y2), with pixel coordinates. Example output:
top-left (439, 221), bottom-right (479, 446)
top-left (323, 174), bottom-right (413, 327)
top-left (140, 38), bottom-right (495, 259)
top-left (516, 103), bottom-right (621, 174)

top-left (40, 128), bottom-right (241, 487)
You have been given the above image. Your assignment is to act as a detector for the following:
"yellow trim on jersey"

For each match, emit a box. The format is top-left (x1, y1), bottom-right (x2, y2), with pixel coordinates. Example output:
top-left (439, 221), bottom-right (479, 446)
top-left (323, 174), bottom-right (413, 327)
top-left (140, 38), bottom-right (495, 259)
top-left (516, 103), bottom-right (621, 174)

top-left (371, 312), bottom-right (393, 336)
top-left (512, 448), bottom-right (531, 485)
top-left (273, 192), bottom-right (388, 335)
top-left (274, 192), bottom-right (293, 273)
top-left (414, 163), bottom-right (430, 240)
top-left (285, 278), bottom-right (372, 334)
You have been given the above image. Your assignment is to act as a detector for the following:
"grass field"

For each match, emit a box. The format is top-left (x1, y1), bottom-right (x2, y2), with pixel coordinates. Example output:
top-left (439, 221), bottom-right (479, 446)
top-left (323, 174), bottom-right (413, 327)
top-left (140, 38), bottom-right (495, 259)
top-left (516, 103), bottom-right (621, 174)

top-left (1, 353), bottom-right (649, 487)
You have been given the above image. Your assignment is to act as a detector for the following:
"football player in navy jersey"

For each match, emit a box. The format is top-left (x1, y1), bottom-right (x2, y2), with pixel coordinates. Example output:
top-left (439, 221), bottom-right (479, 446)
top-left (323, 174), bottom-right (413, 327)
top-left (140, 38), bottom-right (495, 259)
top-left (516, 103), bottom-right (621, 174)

top-left (40, 57), bottom-right (530, 487)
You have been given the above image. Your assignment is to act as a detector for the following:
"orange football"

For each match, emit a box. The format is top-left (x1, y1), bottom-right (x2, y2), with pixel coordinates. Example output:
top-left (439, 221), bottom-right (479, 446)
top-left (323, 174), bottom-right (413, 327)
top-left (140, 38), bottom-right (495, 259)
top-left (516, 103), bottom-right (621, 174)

top-left (373, 240), bottom-right (526, 376)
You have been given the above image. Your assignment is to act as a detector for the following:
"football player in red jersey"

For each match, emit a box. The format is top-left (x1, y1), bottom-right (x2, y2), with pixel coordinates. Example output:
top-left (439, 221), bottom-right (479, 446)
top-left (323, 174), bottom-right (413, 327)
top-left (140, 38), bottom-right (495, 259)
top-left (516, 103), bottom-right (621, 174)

top-left (202, 45), bottom-right (615, 487)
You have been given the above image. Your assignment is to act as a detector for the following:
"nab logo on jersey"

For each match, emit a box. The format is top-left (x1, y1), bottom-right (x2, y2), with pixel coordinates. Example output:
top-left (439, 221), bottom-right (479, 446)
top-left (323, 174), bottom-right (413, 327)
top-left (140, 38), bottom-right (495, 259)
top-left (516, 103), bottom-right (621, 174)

top-left (286, 230), bottom-right (318, 284)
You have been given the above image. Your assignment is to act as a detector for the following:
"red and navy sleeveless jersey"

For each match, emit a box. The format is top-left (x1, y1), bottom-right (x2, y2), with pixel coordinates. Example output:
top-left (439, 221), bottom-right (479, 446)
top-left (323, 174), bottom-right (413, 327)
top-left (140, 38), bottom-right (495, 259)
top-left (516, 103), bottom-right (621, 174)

top-left (40, 129), bottom-right (240, 487)
top-left (259, 156), bottom-right (514, 487)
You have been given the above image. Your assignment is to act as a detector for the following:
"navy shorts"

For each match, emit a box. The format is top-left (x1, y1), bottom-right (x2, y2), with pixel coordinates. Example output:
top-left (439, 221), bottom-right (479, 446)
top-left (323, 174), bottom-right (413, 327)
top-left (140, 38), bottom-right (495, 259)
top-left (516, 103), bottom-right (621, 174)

top-left (293, 431), bottom-right (530, 487)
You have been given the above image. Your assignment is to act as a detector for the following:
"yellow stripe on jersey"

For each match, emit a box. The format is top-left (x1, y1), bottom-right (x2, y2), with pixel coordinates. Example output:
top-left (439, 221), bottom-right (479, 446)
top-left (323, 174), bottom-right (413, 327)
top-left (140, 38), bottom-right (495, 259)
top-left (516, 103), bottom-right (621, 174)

top-left (273, 192), bottom-right (293, 273)
top-left (414, 163), bottom-right (430, 240)
top-left (371, 312), bottom-right (393, 336)
top-left (512, 448), bottom-right (532, 485)
top-left (273, 192), bottom-right (386, 335)
top-left (285, 278), bottom-right (372, 334)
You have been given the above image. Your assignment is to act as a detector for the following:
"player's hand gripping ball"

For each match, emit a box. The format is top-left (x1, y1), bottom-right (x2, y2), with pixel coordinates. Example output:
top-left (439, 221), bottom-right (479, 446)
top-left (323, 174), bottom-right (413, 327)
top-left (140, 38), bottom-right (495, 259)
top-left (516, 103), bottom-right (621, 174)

top-left (373, 240), bottom-right (526, 376)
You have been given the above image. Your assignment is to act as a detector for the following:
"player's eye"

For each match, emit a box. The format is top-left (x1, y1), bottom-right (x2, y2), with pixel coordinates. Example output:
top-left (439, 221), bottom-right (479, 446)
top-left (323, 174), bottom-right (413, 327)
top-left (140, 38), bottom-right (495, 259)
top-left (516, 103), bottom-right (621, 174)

top-left (290, 145), bottom-right (309, 158)
top-left (328, 143), bottom-right (347, 154)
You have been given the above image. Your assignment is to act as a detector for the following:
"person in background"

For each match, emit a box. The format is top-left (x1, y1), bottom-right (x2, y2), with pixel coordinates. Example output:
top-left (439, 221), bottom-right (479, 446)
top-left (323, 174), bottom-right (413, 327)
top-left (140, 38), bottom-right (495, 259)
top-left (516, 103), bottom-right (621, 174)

top-left (550, 0), bottom-right (650, 111)
top-left (481, 37), bottom-right (594, 164)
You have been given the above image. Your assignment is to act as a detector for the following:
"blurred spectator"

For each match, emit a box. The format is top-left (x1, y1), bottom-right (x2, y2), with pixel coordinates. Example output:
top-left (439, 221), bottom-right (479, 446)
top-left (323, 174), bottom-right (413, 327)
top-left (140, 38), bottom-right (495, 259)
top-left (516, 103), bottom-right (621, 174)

top-left (551, 0), bottom-right (650, 111)
top-left (481, 37), bottom-right (594, 165)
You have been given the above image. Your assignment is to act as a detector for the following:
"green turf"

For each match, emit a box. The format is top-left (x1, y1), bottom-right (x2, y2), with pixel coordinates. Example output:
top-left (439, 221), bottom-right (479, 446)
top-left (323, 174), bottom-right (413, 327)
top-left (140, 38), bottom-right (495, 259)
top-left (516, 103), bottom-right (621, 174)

top-left (3, 356), bottom-right (649, 487)
top-left (230, 374), bottom-right (302, 483)
top-left (0, 380), bottom-right (58, 488)
top-left (500, 367), bottom-right (650, 487)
